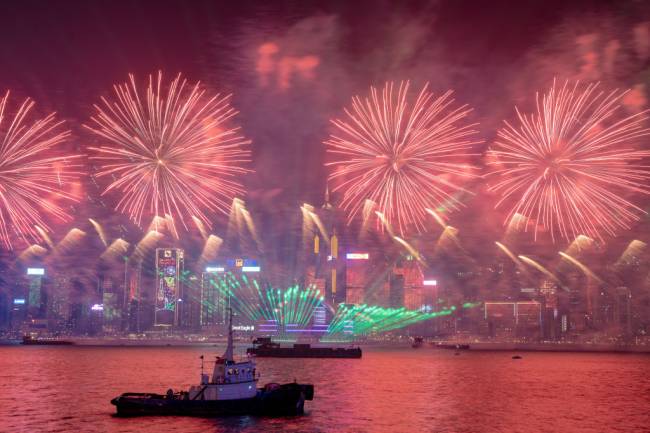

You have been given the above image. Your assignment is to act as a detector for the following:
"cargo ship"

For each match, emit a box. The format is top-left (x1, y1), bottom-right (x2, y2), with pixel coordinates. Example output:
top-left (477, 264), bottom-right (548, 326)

top-left (247, 338), bottom-right (362, 359)
top-left (110, 310), bottom-right (313, 417)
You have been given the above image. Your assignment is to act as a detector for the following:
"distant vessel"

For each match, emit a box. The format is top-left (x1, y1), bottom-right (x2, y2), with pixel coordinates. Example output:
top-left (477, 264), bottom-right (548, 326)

top-left (247, 338), bottom-right (362, 359)
top-left (411, 336), bottom-right (424, 348)
top-left (22, 335), bottom-right (74, 346)
top-left (433, 342), bottom-right (470, 350)
top-left (110, 310), bottom-right (314, 417)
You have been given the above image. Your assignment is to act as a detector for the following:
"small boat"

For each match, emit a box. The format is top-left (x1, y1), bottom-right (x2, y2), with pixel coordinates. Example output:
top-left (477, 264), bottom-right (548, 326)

top-left (433, 342), bottom-right (470, 350)
top-left (111, 310), bottom-right (314, 417)
top-left (22, 335), bottom-right (74, 346)
top-left (247, 338), bottom-right (362, 359)
top-left (411, 336), bottom-right (424, 348)
top-left (512, 355), bottom-right (523, 360)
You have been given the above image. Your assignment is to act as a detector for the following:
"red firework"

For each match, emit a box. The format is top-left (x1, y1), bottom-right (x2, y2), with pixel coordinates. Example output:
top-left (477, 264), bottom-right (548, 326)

top-left (85, 72), bottom-right (251, 229)
top-left (488, 80), bottom-right (650, 242)
top-left (0, 92), bottom-right (80, 249)
top-left (326, 81), bottom-right (479, 235)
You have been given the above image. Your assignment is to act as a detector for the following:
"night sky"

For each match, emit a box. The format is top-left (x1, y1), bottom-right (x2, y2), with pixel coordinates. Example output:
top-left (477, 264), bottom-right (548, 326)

top-left (0, 0), bottom-right (649, 284)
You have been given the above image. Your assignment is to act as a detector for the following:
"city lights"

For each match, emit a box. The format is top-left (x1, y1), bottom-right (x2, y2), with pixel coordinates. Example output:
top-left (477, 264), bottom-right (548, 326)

top-left (205, 266), bottom-right (225, 273)
top-left (26, 268), bottom-right (45, 276)
top-left (346, 253), bottom-right (369, 260)
top-left (241, 266), bottom-right (261, 272)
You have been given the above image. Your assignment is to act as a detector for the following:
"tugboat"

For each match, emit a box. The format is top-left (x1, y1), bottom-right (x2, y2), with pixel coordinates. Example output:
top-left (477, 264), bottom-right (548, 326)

top-left (247, 337), bottom-right (362, 359)
top-left (110, 310), bottom-right (314, 417)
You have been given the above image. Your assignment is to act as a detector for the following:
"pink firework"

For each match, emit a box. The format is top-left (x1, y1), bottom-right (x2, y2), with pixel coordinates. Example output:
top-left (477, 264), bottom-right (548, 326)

top-left (488, 80), bottom-right (650, 242)
top-left (0, 92), bottom-right (80, 249)
top-left (326, 81), bottom-right (479, 235)
top-left (85, 72), bottom-right (251, 229)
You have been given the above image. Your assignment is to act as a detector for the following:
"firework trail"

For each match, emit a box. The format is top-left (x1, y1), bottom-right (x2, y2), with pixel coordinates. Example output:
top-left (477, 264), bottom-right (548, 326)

top-left (326, 81), bottom-right (480, 235)
top-left (86, 72), bottom-right (251, 229)
top-left (489, 80), bottom-right (650, 242)
top-left (0, 92), bottom-right (80, 249)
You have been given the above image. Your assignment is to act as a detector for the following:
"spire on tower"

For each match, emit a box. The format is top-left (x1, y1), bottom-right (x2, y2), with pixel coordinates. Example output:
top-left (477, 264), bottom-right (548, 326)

top-left (322, 184), bottom-right (333, 210)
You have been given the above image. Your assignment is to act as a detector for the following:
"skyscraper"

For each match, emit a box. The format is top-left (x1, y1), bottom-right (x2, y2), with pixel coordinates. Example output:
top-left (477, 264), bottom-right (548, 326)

top-left (154, 248), bottom-right (184, 327)
top-left (345, 252), bottom-right (369, 305)
top-left (201, 267), bottom-right (228, 327)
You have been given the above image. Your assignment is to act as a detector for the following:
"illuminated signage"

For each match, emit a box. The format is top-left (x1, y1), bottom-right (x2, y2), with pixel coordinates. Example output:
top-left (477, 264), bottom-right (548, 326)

top-left (423, 280), bottom-right (437, 286)
top-left (205, 266), bottom-right (225, 273)
top-left (155, 248), bottom-right (184, 326)
top-left (13, 298), bottom-right (25, 305)
top-left (91, 303), bottom-right (104, 311)
top-left (26, 268), bottom-right (45, 276)
top-left (226, 258), bottom-right (259, 269)
top-left (232, 325), bottom-right (255, 332)
top-left (242, 266), bottom-right (260, 272)
top-left (346, 253), bottom-right (369, 260)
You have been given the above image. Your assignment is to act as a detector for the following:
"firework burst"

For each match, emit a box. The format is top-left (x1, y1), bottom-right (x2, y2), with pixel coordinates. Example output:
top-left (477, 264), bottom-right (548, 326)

top-left (488, 80), bottom-right (650, 242)
top-left (326, 81), bottom-right (479, 235)
top-left (0, 92), bottom-right (80, 249)
top-left (86, 72), bottom-right (251, 228)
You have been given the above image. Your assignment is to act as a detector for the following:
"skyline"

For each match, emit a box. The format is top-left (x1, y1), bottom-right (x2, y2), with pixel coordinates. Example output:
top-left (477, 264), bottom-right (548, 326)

top-left (0, 0), bottom-right (649, 325)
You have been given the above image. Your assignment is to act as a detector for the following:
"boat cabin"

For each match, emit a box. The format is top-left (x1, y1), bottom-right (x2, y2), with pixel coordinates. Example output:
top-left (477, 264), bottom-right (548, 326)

top-left (187, 309), bottom-right (258, 401)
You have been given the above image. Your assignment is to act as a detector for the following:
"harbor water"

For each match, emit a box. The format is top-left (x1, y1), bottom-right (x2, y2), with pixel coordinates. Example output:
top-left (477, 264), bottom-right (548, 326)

top-left (0, 345), bottom-right (648, 433)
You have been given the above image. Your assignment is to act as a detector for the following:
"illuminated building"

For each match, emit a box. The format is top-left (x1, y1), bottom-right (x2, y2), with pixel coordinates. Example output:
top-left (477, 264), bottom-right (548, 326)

top-left (389, 272), bottom-right (405, 308)
top-left (9, 297), bottom-right (27, 330)
top-left (178, 274), bottom-right (201, 330)
top-left (100, 276), bottom-right (121, 333)
top-left (345, 252), bottom-right (369, 305)
top-left (200, 258), bottom-right (261, 328)
top-left (25, 267), bottom-right (46, 321)
top-left (540, 280), bottom-right (560, 340)
top-left (126, 264), bottom-right (143, 332)
top-left (402, 258), bottom-right (424, 310)
top-left (0, 293), bottom-right (8, 330)
top-left (47, 274), bottom-right (71, 332)
top-left (566, 272), bottom-right (589, 332)
top-left (484, 301), bottom-right (542, 339)
top-left (484, 302), bottom-right (516, 338)
top-left (154, 248), bottom-right (184, 327)
top-left (305, 265), bottom-right (326, 295)
top-left (201, 267), bottom-right (227, 327)
top-left (515, 301), bottom-right (542, 338)
top-left (613, 286), bottom-right (632, 337)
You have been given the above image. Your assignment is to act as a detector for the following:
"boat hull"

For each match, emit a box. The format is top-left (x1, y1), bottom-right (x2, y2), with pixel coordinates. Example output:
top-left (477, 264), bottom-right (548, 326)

top-left (21, 338), bottom-right (74, 346)
top-left (111, 383), bottom-right (313, 417)
top-left (247, 347), bottom-right (362, 358)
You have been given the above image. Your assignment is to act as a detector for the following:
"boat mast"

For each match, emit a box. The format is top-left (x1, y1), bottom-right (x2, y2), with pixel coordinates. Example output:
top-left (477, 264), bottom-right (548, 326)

top-left (223, 307), bottom-right (234, 362)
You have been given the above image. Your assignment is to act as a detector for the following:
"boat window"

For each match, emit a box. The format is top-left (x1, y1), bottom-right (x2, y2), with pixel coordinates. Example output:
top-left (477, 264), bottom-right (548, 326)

top-left (227, 369), bottom-right (233, 375)
top-left (234, 369), bottom-right (239, 375)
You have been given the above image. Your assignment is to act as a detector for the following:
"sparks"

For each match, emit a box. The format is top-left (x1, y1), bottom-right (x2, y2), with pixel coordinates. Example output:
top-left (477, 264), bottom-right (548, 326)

top-left (326, 81), bottom-right (480, 235)
top-left (488, 80), bottom-right (650, 242)
top-left (0, 92), bottom-right (80, 249)
top-left (85, 72), bottom-right (251, 229)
